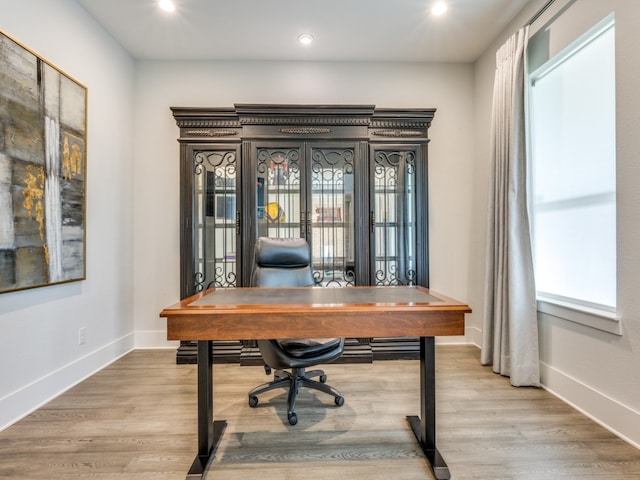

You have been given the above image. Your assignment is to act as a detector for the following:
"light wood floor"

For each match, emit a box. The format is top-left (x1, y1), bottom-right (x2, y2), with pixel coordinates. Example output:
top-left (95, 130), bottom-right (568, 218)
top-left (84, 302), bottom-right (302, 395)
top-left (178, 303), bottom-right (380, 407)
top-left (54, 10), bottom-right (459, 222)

top-left (1, 346), bottom-right (639, 479)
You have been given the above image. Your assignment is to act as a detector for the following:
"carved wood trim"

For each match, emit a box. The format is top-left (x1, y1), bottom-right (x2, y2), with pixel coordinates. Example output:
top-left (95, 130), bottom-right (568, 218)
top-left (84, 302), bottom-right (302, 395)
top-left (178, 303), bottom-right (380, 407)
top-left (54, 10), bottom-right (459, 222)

top-left (371, 129), bottom-right (424, 137)
top-left (175, 119), bottom-right (241, 128)
top-left (239, 116), bottom-right (370, 126)
top-left (184, 129), bottom-right (239, 137)
top-left (279, 127), bottom-right (332, 135)
top-left (370, 120), bottom-right (431, 128)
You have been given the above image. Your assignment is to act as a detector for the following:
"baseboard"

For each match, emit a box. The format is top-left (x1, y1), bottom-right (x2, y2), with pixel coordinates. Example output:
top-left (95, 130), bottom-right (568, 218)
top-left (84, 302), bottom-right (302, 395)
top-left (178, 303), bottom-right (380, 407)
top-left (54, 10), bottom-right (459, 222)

top-left (463, 325), bottom-right (482, 347)
top-left (135, 330), bottom-right (180, 349)
top-left (540, 360), bottom-right (640, 449)
top-left (435, 335), bottom-right (469, 345)
top-left (0, 334), bottom-right (135, 432)
top-left (432, 325), bottom-right (481, 346)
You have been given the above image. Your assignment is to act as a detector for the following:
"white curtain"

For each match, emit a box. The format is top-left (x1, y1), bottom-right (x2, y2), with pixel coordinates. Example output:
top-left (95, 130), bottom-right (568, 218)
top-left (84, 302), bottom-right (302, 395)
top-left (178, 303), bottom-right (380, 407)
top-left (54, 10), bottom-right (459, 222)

top-left (481, 26), bottom-right (540, 387)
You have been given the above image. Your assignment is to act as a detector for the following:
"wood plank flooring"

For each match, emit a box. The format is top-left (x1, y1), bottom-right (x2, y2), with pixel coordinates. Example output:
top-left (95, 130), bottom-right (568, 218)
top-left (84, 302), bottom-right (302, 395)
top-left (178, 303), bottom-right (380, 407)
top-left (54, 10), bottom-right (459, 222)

top-left (1, 346), bottom-right (639, 479)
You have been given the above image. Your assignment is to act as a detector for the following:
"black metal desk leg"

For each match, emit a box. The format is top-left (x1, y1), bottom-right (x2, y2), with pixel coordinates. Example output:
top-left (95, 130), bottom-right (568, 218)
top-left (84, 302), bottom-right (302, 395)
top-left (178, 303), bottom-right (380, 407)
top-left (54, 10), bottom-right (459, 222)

top-left (186, 340), bottom-right (227, 479)
top-left (407, 336), bottom-right (450, 480)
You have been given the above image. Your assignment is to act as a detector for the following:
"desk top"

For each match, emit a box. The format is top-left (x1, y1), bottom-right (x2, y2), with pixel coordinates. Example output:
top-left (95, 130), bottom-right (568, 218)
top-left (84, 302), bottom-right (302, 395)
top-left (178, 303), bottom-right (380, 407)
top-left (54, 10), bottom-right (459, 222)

top-left (189, 286), bottom-right (442, 307)
top-left (160, 286), bottom-right (471, 341)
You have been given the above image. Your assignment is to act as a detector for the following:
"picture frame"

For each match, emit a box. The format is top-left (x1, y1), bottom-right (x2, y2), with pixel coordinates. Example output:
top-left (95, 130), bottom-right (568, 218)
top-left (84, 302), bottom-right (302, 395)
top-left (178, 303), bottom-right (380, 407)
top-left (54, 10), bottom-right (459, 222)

top-left (0, 29), bottom-right (87, 294)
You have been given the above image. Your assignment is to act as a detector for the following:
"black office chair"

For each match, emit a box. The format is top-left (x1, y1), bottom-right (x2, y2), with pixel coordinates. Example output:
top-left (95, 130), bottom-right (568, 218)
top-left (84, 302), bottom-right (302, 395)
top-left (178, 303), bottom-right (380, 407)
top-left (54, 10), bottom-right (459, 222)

top-left (247, 237), bottom-right (345, 425)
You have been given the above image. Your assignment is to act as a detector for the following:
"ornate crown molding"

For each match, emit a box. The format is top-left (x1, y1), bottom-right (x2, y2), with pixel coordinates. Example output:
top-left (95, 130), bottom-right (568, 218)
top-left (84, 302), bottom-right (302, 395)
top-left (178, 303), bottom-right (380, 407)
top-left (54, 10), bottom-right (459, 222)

top-left (175, 119), bottom-right (241, 129)
top-left (370, 120), bottom-right (431, 129)
top-left (239, 115), bottom-right (371, 126)
top-left (172, 105), bottom-right (436, 141)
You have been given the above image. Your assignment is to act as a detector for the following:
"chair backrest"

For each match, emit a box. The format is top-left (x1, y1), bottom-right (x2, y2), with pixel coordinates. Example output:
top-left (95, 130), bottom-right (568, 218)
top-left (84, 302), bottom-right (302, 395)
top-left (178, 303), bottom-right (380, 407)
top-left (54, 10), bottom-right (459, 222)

top-left (251, 237), bottom-right (315, 288)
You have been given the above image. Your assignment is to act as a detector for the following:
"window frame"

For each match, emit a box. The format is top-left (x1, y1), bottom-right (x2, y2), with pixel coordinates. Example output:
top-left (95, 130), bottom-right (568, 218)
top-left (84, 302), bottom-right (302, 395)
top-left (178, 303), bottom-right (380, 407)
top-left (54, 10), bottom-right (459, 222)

top-left (527, 13), bottom-right (620, 335)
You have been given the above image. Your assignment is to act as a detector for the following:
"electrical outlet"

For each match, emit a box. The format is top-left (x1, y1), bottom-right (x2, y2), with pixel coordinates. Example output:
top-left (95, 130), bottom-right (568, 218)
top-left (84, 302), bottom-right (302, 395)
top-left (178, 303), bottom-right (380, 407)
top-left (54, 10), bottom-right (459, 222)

top-left (78, 327), bottom-right (87, 345)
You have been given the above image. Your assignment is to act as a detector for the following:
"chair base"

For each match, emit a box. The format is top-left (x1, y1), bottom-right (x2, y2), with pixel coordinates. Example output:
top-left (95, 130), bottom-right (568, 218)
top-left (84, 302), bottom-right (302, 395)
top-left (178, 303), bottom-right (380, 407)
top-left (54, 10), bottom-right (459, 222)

top-left (248, 367), bottom-right (344, 425)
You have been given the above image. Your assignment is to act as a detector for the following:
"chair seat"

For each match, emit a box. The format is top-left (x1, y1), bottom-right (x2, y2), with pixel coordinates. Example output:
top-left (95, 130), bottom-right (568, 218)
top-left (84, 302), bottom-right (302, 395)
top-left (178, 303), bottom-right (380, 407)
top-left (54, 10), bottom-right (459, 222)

top-left (279, 338), bottom-right (342, 359)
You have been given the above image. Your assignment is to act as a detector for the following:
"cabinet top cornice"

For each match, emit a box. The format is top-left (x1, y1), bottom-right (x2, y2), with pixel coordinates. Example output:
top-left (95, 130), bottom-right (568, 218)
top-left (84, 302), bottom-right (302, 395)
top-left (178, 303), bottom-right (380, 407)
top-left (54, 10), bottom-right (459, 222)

top-left (171, 104), bottom-right (435, 139)
top-left (172, 104), bottom-right (435, 124)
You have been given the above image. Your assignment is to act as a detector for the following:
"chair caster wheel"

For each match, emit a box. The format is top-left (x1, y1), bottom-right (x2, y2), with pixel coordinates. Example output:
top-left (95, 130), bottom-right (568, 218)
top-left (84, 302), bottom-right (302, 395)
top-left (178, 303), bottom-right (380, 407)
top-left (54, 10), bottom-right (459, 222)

top-left (249, 395), bottom-right (259, 407)
top-left (319, 374), bottom-right (327, 383)
top-left (288, 412), bottom-right (298, 425)
top-left (335, 396), bottom-right (344, 407)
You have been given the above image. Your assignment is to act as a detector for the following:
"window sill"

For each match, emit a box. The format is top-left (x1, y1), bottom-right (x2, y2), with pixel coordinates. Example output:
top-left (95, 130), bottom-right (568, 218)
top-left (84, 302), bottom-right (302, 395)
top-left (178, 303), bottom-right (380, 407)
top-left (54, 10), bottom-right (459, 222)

top-left (537, 296), bottom-right (621, 335)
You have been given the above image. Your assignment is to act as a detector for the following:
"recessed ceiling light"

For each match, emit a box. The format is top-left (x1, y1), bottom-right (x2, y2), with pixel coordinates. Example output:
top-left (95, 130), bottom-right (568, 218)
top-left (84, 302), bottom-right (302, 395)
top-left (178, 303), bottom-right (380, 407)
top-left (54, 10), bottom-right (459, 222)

top-left (298, 33), bottom-right (314, 45)
top-left (159, 0), bottom-right (176, 13)
top-left (432, 1), bottom-right (447, 16)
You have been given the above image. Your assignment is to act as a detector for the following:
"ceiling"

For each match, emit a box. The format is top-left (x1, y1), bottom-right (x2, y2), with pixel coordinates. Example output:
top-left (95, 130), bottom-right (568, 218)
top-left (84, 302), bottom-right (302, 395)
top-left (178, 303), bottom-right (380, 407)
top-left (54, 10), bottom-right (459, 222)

top-left (75, 0), bottom-right (532, 63)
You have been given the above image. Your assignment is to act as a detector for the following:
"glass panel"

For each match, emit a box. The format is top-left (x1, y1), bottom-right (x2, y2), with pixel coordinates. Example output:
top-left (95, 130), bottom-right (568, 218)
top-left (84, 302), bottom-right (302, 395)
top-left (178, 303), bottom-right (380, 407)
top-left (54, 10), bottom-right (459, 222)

top-left (256, 148), bottom-right (302, 239)
top-left (310, 147), bottom-right (355, 287)
top-left (534, 200), bottom-right (616, 307)
top-left (373, 150), bottom-right (416, 285)
top-left (530, 25), bottom-right (615, 204)
top-left (193, 150), bottom-right (237, 291)
top-left (529, 17), bottom-right (616, 309)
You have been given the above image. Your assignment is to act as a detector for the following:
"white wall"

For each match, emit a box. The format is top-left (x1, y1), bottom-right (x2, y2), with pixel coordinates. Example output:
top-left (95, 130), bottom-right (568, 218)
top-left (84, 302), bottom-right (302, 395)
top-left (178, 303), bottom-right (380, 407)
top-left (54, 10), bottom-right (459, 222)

top-left (132, 61), bottom-right (476, 346)
top-left (0, 0), bottom-right (136, 429)
top-left (473, 0), bottom-right (640, 447)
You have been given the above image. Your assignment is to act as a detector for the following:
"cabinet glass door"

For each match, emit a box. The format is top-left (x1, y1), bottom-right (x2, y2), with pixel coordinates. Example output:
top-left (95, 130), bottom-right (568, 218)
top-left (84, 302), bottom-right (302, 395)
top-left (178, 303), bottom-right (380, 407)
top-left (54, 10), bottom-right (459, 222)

top-left (254, 144), bottom-right (356, 286)
top-left (193, 149), bottom-right (238, 290)
top-left (255, 147), bottom-right (302, 239)
top-left (371, 148), bottom-right (417, 285)
top-left (309, 146), bottom-right (356, 286)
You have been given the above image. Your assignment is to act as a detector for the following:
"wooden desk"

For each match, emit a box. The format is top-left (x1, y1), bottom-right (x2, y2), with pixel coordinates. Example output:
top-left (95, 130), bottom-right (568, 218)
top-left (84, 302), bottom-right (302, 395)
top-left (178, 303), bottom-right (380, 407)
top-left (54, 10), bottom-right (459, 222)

top-left (160, 286), bottom-right (471, 479)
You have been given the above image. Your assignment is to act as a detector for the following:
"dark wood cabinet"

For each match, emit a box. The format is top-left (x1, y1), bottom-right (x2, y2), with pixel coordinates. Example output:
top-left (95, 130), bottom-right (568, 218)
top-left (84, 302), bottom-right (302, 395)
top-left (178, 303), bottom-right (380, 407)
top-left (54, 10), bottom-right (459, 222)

top-left (171, 104), bottom-right (435, 364)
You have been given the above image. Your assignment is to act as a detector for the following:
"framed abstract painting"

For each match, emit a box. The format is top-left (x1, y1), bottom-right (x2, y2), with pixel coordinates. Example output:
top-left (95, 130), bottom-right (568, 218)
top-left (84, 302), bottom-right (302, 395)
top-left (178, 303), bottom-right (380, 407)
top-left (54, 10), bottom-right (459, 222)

top-left (0, 30), bottom-right (87, 293)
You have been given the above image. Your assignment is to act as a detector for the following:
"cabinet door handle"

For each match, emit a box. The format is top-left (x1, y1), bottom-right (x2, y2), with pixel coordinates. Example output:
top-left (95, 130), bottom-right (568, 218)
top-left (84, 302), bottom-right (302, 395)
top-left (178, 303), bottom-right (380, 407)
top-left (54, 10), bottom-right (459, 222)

top-left (370, 211), bottom-right (375, 234)
top-left (300, 214), bottom-right (306, 236)
top-left (307, 211), bottom-right (312, 233)
top-left (236, 212), bottom-right (240, 236)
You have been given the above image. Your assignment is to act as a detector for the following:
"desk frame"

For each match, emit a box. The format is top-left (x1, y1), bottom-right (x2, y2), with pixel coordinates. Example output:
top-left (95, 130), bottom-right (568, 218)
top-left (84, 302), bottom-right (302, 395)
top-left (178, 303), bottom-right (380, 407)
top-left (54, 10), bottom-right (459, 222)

top-left (160, 286), bottom-right (470, 479)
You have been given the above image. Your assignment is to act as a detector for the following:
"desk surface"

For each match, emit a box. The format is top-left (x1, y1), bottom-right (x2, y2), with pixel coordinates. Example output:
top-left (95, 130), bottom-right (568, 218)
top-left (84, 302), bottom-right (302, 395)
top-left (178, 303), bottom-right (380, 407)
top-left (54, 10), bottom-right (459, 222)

top-left (189, 285), bottom-right (442, 306)
top-left (161, 286), bottom-right (471, 341)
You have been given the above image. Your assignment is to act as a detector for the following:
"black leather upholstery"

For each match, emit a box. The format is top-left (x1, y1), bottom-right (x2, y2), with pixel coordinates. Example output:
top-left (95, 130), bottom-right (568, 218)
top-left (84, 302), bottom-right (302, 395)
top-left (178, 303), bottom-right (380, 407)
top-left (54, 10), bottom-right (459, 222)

top-left (251, 237), bottom-right (315, 288)
top-left (248, 237), bottom-right (345, 425)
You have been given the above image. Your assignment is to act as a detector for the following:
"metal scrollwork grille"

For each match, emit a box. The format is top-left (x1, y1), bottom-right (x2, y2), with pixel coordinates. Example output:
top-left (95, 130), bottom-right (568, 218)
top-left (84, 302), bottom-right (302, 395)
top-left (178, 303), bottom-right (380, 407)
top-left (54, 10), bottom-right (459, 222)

top-left (193, 150), bottom-right (237, 290)
top-left (310, 148), bottom-right (355, 287)
top-left (256, 148), bottom-right (302, 239)
top-left (373, 150), bottom-right (417, 286)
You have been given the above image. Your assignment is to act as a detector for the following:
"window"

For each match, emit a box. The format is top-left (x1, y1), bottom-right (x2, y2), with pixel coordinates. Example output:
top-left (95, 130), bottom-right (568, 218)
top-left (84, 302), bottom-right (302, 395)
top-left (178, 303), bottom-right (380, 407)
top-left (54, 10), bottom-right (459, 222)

top-left (528, 14), bottom-right (619, 334)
